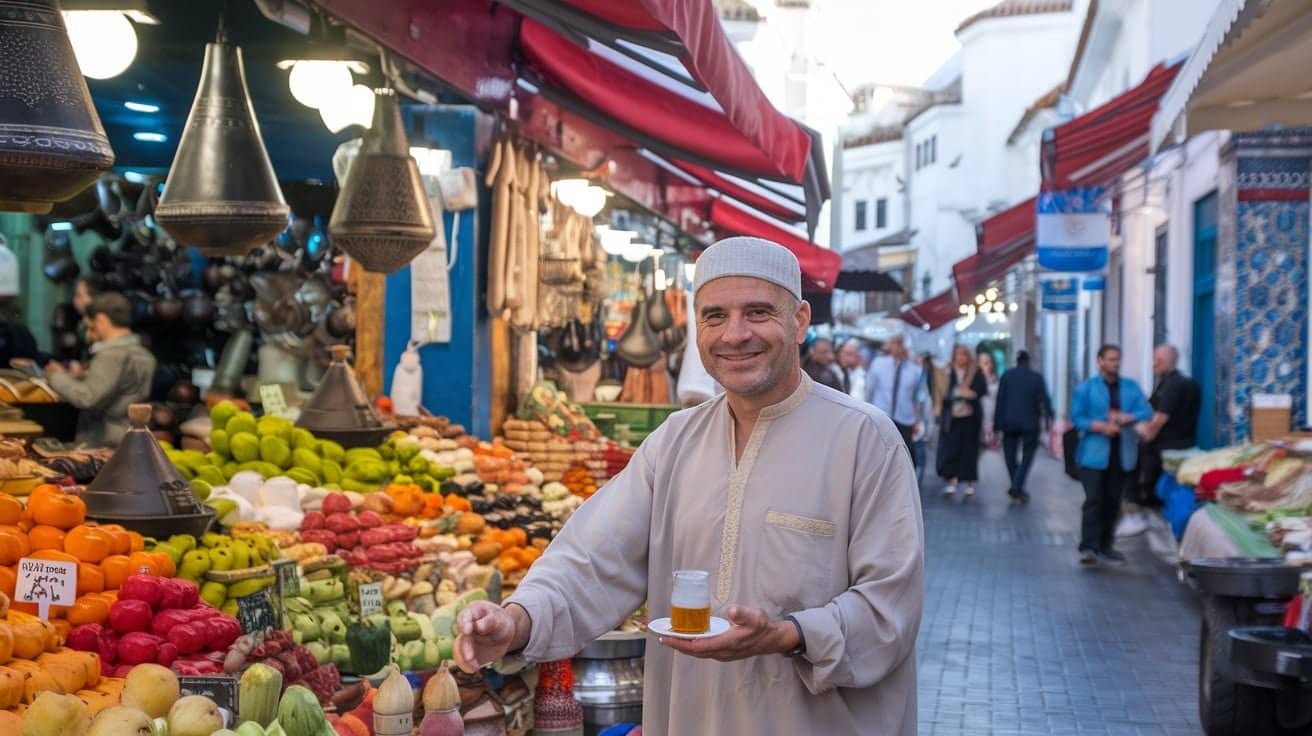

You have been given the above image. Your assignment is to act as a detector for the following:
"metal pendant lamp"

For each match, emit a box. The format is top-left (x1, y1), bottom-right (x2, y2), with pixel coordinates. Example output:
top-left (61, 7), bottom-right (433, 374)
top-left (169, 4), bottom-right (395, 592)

top-left (0, 0), bottom-right (115, 213)
top-left (155, 24), bottom-right (289, 257)
top-left (328, 87), bottom-right (435, 273)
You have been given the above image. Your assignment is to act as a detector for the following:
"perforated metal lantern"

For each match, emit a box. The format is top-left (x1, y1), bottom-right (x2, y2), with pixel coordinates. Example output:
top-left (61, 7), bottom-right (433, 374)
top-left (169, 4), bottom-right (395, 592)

top-left (328, 88), bottom-right (435, 273)
top-left (155, 40), bottom-right (289, 256)
top-left (295, 345), bottom-right (396, 448)
top-left (0, 0), bottom-right (115, 213)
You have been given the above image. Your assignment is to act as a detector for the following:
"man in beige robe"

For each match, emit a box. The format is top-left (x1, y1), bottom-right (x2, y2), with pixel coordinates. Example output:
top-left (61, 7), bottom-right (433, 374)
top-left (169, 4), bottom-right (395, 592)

top-left (457, 236), bottom-right (924, 735)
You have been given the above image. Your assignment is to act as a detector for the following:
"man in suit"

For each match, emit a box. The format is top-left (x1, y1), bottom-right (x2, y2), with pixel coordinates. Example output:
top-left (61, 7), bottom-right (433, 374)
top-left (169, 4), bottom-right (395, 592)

top-left (992, 350), bottom-right (1053, 504)
top-left (1071, 344), bottom-right (1153, 567)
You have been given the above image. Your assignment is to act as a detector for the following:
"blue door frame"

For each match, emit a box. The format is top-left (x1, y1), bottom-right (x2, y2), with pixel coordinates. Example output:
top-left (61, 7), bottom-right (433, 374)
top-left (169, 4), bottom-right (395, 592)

top-left (1192, 192), bottom-right (1218, 449)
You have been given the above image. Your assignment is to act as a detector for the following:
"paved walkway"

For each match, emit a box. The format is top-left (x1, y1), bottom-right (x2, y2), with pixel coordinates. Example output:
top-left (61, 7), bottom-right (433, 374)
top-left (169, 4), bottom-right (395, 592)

top-left (916, 445), bottom-right (1202, 735)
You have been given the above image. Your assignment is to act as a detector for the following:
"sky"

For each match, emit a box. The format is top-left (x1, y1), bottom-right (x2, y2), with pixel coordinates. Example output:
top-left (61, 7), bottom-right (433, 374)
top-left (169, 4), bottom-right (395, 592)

top-left (808, 0), bottom-right (1002, 89)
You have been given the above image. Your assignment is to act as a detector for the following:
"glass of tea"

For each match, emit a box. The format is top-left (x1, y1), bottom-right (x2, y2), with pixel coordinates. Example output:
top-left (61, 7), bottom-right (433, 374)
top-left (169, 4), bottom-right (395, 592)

top-left (671, 570), bottom-right (710, 634)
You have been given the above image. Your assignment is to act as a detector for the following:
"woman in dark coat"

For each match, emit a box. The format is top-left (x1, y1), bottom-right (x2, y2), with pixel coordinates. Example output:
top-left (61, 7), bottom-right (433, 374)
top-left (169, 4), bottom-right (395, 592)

top-left (938, 344), bottom-right (988, 498)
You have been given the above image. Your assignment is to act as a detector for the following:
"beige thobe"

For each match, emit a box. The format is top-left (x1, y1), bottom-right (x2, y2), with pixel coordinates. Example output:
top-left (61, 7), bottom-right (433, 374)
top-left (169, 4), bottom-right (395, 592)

top-left (507, 376), bottom-right (924, 735)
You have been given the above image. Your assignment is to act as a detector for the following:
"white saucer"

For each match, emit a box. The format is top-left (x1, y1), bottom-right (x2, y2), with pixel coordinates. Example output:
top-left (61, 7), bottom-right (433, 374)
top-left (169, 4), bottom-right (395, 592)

top-left (648, 616), bottom-right (730, 640)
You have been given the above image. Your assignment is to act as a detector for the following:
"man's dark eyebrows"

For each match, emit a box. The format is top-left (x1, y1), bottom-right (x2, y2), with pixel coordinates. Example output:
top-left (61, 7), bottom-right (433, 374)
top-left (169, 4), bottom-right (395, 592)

top-left (699, 301), bottom-right (781, 317)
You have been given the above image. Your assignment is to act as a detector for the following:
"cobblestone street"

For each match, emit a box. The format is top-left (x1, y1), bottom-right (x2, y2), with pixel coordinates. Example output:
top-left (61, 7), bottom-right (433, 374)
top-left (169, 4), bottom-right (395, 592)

top-left (917, 446), bottom-right (1203, 735)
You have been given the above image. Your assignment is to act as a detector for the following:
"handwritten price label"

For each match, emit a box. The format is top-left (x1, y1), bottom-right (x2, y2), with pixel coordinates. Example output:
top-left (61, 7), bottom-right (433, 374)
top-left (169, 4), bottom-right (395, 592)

top-left (16, 558), bottom-right (77, 620)
top-left (358, 582), bottom-right (383, 617)
top-left (259, 384), bottom-right (289, 417)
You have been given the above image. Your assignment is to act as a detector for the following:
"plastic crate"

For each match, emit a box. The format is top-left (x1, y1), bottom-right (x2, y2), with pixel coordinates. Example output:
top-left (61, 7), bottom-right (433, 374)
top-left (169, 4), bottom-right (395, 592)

top-left (579, 402), bottom-right (679, 444)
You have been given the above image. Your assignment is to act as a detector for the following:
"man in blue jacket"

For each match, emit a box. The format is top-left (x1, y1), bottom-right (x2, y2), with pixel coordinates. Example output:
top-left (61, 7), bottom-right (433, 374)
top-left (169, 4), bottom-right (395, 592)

top-left (1070, 344), bottom-right (1153, 566)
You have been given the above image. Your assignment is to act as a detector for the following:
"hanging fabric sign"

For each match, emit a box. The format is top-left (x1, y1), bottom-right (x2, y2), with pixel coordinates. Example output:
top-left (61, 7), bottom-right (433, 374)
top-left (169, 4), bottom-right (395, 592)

top-left (1082, 274), bottom-right (1106, 291)
top-left (1036, 187), bottom-right (1109, 273)
top-left (1040, 277), bottom-right (1079, 312)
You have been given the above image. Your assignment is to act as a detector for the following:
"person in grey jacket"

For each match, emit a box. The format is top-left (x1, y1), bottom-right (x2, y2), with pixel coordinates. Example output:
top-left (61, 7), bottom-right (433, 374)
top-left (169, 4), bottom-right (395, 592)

top-left (45, 293), bottom-right (155, 447)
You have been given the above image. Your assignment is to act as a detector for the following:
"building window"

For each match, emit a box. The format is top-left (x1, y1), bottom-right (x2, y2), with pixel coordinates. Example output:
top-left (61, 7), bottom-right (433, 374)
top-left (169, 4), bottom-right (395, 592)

top-left (875, 198), bottom-right (887, 229)
top-left (1153, 225), bottom-right (1168, 347)
top-left (929, 135), bottom-right (937, 164)
top-left (854, 200), bottom-right (868, 231)
top-left (914, 143), bottom-right (922, 171)
top-left (915, 137), bottom-right (937, 171)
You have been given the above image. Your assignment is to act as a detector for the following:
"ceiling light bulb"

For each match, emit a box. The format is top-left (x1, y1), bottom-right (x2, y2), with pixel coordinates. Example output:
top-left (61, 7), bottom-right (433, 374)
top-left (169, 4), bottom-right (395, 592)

top-left (621, 241), bottom-right (652, 263)
top-left (985, 288), bottom-right (999, 301)
top-left (1009, 302), bottom-right (1019, 312)
top-left (289, 60), bottom-right (355, 109)
top-left (63, 11), bottom-right (137, 80)
top-left (980, 302), bottom-right (992, 313)
top-left (551, 179), bottom-right (590, 208)
top-left (572, 185), bottom-right (609, 218)
top-left (600, 229), bottom-right (636, 255)
top-left (959, 304), bottom-right (969, 315)
top-left (975, 294), bottom-right (985, 305)
top-left (319, 84), bottom-right (375, 134)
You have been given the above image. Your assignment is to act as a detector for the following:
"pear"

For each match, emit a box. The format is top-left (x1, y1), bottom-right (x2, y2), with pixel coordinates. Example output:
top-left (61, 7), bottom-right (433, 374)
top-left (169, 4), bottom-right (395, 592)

top-left (87, 706), bottom-right (154, 736)
top-left (122, 663), bottom-right (181, 719)
top-left (22, 692), bottom-right (91, 736)
top-left (167, 695), bottom-right (224, 736)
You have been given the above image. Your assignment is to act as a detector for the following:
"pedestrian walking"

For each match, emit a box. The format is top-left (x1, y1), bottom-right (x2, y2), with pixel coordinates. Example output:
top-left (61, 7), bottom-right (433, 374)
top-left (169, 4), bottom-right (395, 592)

top-left (977, 350), bottom-right (1002, 450)
top-left (1071, 344), bottom-right (1153, 566)
top-left (866, 334), bottom-right (925, 454)
top-left (937, 345), bottom-right (987, 498)
top-left (802, 337), bottom-right (846, 392)
top-left (992, 350), bottom-right (1053, 503)
top-left (838, 337), bottom-right (867, 401)
top-left (455, 236), bottom-right (924, 735)
top-left (1118, 344), bottom-right (1202, 537)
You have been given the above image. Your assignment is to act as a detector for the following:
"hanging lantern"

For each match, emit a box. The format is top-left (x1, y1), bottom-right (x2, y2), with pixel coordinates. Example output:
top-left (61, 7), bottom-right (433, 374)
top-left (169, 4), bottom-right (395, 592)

top-left (155, 37), bottom-right (289, 257)
top-left (328, 88), bottom-right (435, 273)
top-left (0, 0), bottom-right (115, 214)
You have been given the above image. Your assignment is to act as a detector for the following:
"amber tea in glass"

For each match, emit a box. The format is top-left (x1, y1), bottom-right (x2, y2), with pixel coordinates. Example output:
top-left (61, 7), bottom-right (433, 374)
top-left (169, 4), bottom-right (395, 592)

top-left (671, 570), bottom-right (710, 634)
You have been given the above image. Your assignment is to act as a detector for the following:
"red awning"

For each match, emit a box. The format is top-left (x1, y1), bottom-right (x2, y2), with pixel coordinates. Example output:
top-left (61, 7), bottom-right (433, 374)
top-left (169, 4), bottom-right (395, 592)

top-left (952, 197), bottom-right (1036, 299)
top-left (1042, 62), bottom-right (1182, 190)
top-left (669, 158), bottom-right (804, 223)
top-left (708, 198), bottom-right (842, 292)
top-left (899, 289), bottom-right (960, 331)
top-left (520, 19), bottom-right (807, 183)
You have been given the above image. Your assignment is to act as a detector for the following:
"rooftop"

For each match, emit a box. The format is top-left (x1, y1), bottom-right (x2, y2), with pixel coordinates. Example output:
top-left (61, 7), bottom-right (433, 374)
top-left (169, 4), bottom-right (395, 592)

top-left (1007, 83), bottom-right (1066, 144)
top-left (955, 0), bottom-right (1075, 35)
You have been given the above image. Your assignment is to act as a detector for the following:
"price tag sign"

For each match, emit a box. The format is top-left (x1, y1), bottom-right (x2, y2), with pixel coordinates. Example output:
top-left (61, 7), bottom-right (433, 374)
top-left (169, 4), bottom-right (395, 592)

top-left (179, 675), bottom-right (238, 716)
top-left (358, 582), bottom-right (384, 617)
top-left (237, 590), bottom-right (276, 634)
top-left (16, 557), bottom-right (76, 620)
top-left (259, 384), bottom-right (288, 417)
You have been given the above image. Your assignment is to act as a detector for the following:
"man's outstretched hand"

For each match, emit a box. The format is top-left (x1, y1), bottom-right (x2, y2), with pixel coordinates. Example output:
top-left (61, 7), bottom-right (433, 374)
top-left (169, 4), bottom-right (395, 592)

top-left (454, 601), bottom-right (531, 673)
top-left (658, 605), bottom-right (799, 662)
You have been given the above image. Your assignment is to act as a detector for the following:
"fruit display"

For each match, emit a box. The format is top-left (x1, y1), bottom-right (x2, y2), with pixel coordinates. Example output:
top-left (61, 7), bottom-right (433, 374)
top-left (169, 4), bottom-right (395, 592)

top-left (297, 493), bottom-right (423, 574)
top-left (223, 629), bottom-right (341, 707)
top-left (66, 574), bottom-right (242, 677)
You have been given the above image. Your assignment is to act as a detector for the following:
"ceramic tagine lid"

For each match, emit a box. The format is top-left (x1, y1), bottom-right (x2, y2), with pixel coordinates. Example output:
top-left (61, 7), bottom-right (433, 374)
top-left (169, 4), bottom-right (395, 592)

top-left (84, 404), bottom-right (214, 527)
top-left (295, 345), bottom-right (397, 448)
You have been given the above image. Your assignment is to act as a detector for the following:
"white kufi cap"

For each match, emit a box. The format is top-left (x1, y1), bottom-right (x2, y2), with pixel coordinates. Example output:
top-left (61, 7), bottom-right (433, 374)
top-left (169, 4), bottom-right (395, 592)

top-left (692, 236), bottom-right (801, 300)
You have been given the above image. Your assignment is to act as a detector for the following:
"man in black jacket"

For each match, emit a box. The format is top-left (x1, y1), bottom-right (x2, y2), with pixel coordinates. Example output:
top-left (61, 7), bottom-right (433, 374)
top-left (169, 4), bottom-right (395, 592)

top-left (993, 350), bottom-right (1053, 503)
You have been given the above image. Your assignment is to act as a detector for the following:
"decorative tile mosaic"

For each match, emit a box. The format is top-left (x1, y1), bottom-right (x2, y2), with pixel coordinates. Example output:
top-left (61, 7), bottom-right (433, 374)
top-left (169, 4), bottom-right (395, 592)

top-left (1223, 201), bottom-right (1309, 443)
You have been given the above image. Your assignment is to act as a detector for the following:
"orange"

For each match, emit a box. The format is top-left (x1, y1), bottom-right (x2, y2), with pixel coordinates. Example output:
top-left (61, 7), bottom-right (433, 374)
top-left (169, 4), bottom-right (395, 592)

top-left (147, 551), bottom-right (175, 578)
top-left (0, 495), bottom-right (20, 526)
top-left (76, 563), bottom-right (104, 595)
top-left (0, 567), bottom-right (14, 598)
top-left (64, 526), bottom-right (113, 563)
top-left (29, 492), bottom-right (85, 530)
top-left (66, 595), bottom-right (110, 626)
top-left (126, 531), bottom-right (144, 553)
top-left (0, 531), bottom-right (24, 566)
top-left (96, 524), bottom-right (132, 556)
top-left (126, 552), bottom-right (159, 577)
top-left (27, 525), bottom-right (65, 552)
top-left (100, 555), bottom-right (133, 589)
top-left (29, 549), bottom-right (78, 565)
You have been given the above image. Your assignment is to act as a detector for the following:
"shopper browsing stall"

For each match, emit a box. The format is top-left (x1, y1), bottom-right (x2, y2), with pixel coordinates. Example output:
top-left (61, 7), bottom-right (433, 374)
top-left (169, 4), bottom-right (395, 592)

top-left (45, 292), bottom-right (155, 447)
top-left (456, 236), bottom-right (925, 736)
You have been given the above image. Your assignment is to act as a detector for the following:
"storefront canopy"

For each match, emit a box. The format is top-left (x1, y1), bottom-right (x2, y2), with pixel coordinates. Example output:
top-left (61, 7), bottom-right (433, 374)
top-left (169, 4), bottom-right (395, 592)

top-left (708, 198), bottom-right (842, 293)
top-left (1042, 62), bottom-right (1181, 190)
top-left (950, 197), bottom-right (1036, 304)
top-left (306, 0), bottom-right (827, 238)
top-left (1150, 0), bottom-right (1312, 152)
top-left (898, 289), bottom-right (960, 332)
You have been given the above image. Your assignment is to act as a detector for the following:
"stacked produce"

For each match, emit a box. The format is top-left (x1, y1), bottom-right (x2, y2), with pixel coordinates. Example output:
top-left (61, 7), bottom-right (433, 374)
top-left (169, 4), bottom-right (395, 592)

top-left (0, 588), bottom-right (112, 721)
top-left (18, 658), bottom-right (354, 736)
top-left (499, 418), bottom-right (587, 484)
top-left (298, 492), bottom-right (423, 573)
top-left (224, 629), bottom-right (342, 707)
top-left (282, 579), bottom-right (353, 671)
top-left (66, 574), bottom-right (242, 677)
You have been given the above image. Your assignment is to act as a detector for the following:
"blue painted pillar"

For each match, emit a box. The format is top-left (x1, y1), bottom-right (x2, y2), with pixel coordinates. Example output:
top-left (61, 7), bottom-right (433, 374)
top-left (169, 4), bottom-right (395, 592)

top-left (1214, 130), bottom-right (1312, 445)
top-left (379, 105), bottom-right (493, 438)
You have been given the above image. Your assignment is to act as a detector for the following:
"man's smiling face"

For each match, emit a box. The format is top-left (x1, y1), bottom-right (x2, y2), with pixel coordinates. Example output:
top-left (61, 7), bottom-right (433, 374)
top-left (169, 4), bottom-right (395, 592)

top-left (696, 276), bottom-right (809, 399)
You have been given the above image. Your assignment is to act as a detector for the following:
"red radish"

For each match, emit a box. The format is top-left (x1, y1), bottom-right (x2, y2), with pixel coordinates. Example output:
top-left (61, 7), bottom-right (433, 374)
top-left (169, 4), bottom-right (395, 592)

top-left (119, 574), bottom-right (164, 608)
top-left (322, 493), bottom-right (351, 515)
top-left (109, 599), bottom-right (153, 634)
